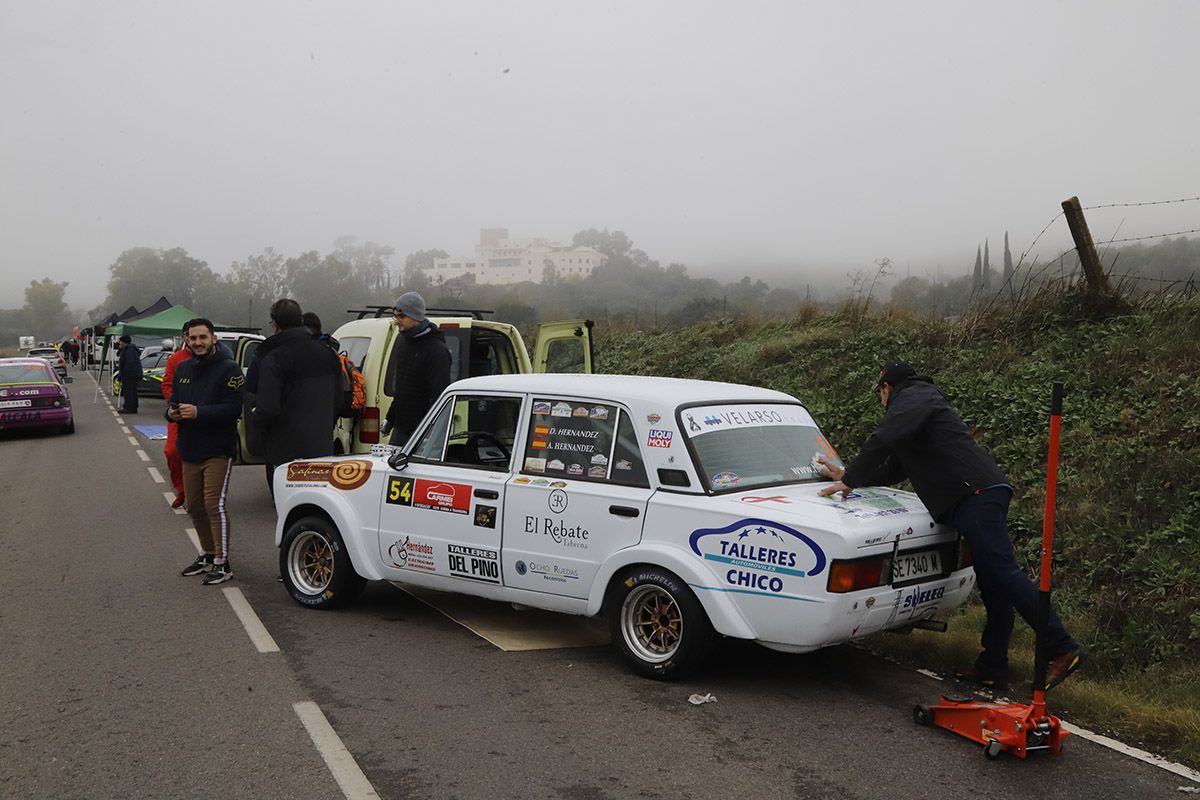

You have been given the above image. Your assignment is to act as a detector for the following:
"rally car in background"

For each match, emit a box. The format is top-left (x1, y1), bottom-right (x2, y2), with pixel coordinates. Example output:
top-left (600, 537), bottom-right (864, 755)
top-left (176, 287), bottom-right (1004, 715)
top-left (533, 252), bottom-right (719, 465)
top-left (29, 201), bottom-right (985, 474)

top-left (272, 373), bottom-right (975, 678)
top-left (25, 346), bottom-right (68, 379)
top-left (0, 358), bottom-right (74, 435)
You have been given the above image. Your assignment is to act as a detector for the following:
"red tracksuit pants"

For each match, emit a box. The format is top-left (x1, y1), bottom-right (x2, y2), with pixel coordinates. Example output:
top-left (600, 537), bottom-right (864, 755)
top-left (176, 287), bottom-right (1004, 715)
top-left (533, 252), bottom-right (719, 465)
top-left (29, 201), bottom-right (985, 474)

top-left (165, 421), bottom-right (185, 497)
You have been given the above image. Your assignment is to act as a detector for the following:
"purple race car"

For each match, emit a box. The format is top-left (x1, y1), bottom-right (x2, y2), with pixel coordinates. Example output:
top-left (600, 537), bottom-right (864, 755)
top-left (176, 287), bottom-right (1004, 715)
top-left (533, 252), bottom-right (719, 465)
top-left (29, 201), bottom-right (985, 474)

top-left (0, 358), bottom-right (75, 435)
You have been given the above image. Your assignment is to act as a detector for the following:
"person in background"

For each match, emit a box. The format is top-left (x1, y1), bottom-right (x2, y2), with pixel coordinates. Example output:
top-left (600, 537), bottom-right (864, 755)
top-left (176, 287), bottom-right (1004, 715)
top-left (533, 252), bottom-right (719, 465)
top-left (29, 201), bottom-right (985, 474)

top-left (302, 311), bottom-right (340, 351)
top-left (381, 291), bottom-right (451, 446)
top-left (169, 318), bottom-right (244, 585)
top-left (115, 335), bottom-right (143, 414)
top-left (249, 299), bottom-right (339, 495)
top-left (162, 323), bottom-right (191, 509)
top-left (817, 361), bottom-right (1083, 692)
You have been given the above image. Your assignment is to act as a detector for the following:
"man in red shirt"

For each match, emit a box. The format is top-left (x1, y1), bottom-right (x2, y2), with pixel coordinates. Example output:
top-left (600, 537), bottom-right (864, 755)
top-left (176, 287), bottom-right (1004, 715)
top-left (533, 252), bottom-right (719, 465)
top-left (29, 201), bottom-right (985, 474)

top-left (161, 324), bottom-right (190, 508)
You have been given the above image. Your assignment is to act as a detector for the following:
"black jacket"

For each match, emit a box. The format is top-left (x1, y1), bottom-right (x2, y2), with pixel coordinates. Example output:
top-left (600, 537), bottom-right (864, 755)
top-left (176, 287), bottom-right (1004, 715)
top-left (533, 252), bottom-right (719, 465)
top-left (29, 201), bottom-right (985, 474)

top-left (841, 378), bottom-right (1009, 521)
top-left (249, 327), bottom-right (339, 466)
top-left (118, 344), bottom-right (143, 382)
top-left (385, 323), bottom-right (452, 445)
top-left (167, 345), bottom-right (244, 462)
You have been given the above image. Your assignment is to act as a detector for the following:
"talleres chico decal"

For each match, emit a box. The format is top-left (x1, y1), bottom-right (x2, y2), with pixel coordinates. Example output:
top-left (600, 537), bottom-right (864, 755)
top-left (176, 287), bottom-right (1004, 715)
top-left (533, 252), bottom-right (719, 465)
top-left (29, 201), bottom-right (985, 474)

top-left (448, 544), bottom-right (500, 583)
top-left (285, 459), bottom-right (372, 490)
top-left (689, 518), bottom-right (826, 597)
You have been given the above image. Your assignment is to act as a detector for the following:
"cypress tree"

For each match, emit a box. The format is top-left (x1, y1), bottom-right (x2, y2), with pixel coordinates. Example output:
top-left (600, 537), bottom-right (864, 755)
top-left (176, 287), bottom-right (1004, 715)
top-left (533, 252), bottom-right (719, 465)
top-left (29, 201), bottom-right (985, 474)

top-left (1003, 231), bottom-right (1014, 282)
top-left (973, 245), bottom-right (982, 288)
top-left (983, 238), bottom-right (992, 289)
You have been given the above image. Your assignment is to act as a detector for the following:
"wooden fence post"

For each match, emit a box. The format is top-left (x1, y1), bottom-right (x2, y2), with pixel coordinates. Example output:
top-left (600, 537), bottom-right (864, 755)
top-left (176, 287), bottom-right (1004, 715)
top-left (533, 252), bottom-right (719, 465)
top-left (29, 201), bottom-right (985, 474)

top-left (1061, 196), bottom-right (1113, 298)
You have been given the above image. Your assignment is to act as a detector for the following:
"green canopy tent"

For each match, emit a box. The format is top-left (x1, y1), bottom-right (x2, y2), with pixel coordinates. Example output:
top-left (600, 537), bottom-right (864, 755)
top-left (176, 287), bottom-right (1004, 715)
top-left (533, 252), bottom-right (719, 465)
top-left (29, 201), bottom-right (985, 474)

top-left (96, 304), bottom-right (206, 403)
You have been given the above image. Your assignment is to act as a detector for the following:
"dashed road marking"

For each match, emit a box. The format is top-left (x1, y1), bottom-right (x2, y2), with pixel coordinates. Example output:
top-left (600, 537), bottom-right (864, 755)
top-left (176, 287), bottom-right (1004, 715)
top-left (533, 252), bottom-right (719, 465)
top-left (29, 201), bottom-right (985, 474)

top-left (163, 491), bottom-right (187, 514)
top-left (222, 588), bottom-right (280, 653)
top-left (147, 466), bottom-right (165, 484)
top-left (136, 450), bottom-right (150, 462)
top-left (185, 527), bottom-right (201, 553)
top-left (121, 426), bottom-right (131, 434)
top-left (127, 435), bottom-right (139, 446)
top-left (293, 701), bottom-right (381, 800)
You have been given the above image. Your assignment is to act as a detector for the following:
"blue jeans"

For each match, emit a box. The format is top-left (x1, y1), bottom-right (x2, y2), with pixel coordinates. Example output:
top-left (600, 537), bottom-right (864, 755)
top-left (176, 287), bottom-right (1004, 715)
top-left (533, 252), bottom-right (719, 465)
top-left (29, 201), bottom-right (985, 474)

top-left (950, 487), bottom-right (1077, 677)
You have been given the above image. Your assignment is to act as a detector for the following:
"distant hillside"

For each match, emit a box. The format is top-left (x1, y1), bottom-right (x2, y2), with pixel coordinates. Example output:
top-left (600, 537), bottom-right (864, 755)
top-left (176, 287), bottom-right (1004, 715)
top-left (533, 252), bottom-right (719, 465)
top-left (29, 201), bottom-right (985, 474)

top-left (596, 290), bottom-right (1200, 673)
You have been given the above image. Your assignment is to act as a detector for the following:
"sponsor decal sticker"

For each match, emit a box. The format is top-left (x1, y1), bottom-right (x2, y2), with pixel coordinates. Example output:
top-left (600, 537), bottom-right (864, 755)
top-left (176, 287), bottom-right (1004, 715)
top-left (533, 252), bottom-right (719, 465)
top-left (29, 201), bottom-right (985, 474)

top-left (711, 471), bottom-right (740, 488)
top-left (685, 413), bottom-right (701, 432)
top-left (902, 585), bottom-right (945, 610)
top-left (532, 401), bottom-right (551, 415)
top-left (615, 459), bottom-right (632, 471)
top-left (513, 476), bottom-right (532, 484)
top-left (474, 504), bottom-right (497, 528)
top-left (566, 463), bottom-right (584, 476)
top-left (387, 536), bottom-right (436, 572)
top-left (386, 476), bottom-right (414, 506)
top-left (448, 544), bottom-right (500, 583)
top-left (524, 457), bottom-right (546, 473)
top-left (515, 560), bottom-right (528, 575)
top-left (524, 515), bottom-right (590, 548)
top-left (646, 413), bottom-right (661, 425)
top-left (549, 481), bottom-right (567, 488)
top-left (530, 478), bottom-right (549, 486)
top-left (689, 518), bottom-right (827, 599)
top-left (572, 406), bottom-right (589, 417)
top-left (589, 406), bottom-right (609, 420)
top-left (414, 480), bottom-right (471, 515)
top-left (590, 453), bottom-right (608, 466)
top-left (647, 429), bottom-right (673, 448)
top-left (551, 402), bottom-right (572, 417)
top-left (548, 488), bottom-right (568, 513)
top-left (285, 460), bottom-right (372, 491)
top-left (547, 458), bottom-right (565, 471)
top-left (527, 560), bottom-right (581, 583)
top-left (587, 466), bottom-right (607, 478)
top-left (703, 415), bottom-right (722, 426)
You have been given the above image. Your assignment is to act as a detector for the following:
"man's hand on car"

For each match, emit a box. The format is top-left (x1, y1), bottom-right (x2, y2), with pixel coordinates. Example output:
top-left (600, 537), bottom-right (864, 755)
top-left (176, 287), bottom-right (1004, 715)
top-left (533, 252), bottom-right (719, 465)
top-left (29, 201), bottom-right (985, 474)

top-left (379, 419), bottom-right (391, 436)
top-left (815, 453), bottom-right (844, 481)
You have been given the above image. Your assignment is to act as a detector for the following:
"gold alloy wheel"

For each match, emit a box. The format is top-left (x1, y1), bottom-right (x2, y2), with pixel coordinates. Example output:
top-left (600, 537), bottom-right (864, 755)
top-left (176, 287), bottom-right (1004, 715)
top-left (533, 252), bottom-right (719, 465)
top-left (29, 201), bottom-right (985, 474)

top-left (621, 584), bottom-right (683, 663)
top-left (289, 530), bottom-right (335, 595)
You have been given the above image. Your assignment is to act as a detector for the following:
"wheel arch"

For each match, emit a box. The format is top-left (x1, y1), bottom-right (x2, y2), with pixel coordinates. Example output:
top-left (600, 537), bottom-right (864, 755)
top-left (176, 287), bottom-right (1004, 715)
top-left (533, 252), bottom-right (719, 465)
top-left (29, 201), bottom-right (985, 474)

top-left (588, 544), bottom-right (757, 641)
top-left (275, 492), bottom-right (386, 581)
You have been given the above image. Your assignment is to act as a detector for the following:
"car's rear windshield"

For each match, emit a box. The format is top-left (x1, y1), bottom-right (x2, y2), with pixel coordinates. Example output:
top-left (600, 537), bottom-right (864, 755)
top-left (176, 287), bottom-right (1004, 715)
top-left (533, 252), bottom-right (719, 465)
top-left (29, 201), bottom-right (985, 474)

top-left (0, 364), bottom-right (54, 383)
top-left (681, 402), bottom-right (844, 493)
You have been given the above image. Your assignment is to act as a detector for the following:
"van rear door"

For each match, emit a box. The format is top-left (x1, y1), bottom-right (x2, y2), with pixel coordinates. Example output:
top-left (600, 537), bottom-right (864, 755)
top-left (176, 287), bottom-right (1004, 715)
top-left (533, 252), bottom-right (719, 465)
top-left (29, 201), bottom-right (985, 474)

top-left (235, 336), bottom-right (264, 465)
top-left (532, 320), bottom-right (593, 374)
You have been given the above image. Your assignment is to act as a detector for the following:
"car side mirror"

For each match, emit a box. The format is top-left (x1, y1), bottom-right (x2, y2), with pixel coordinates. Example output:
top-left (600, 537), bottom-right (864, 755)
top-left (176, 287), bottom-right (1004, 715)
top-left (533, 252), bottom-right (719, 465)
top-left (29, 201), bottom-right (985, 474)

top-left (387, 451), bottom-right (409, 471)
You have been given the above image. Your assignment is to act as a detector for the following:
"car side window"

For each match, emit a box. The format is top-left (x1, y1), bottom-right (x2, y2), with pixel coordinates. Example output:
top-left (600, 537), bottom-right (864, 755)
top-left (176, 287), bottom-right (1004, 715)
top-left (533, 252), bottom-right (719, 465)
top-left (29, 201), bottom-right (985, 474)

top-left (338, 336), bottom-right (370, 370)
top-left (410, 394), bottom-right (521, 469)
top-left (520, 398), bottom-right (645, 486)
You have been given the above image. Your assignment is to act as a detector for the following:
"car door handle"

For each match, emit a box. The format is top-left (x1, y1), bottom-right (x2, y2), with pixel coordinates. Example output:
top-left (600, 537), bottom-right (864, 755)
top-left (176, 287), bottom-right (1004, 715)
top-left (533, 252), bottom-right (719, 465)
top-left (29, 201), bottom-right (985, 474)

top-left (609, 505), bottom-right (640, 518)
top-left (475, 489), bottom-right (499, 499)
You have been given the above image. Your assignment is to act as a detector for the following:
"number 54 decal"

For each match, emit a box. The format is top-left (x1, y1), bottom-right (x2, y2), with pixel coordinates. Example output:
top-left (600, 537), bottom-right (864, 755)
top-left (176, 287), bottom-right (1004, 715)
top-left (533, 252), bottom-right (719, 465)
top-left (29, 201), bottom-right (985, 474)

top-left (386, 476), bottom-right (414, 506)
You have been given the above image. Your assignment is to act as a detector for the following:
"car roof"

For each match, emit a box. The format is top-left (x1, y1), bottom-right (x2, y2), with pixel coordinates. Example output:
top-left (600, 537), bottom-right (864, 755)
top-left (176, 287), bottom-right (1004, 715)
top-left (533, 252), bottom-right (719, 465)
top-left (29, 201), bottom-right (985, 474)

top-left (448, 373), bottom-right (797, 405)
top-left (2, 357), bottom-right (56, 366)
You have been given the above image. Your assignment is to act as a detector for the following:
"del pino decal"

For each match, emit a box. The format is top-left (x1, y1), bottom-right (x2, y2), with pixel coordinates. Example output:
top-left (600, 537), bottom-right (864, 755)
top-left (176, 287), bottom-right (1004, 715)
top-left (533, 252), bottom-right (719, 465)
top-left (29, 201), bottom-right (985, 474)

top-left (285, 460), bottom-right (372, 490)
top-left (689, 518), bottom-right (826, 598)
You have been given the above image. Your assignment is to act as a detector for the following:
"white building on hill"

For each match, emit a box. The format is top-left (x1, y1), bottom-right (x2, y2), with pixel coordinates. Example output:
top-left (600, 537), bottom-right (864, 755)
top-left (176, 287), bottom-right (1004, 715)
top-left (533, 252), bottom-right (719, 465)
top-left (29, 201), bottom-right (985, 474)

top-left (426, 228), bottom-right (606, 286)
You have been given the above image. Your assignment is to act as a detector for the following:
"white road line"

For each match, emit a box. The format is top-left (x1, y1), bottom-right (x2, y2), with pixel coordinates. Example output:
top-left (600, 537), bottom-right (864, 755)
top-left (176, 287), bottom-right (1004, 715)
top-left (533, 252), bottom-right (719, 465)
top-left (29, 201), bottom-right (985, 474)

top-left (1062, 721), bottom-right (1200, 785)
top-left (136, 450), bottom-right (150, 462)
top-left (293, 701), bottom-right (381, 800)
top-left (221, 588), bottom-right (280, 653)
top-left (147, 466), bottom-right (165, 484)
top-left (185, 527), bottom-right (201, 553)
top-left (163, 491), bottom-right (186, 514)
top-left (127, 435), bottom-right (139, 446)
top-left (121, 426), bottom-right (131, 434)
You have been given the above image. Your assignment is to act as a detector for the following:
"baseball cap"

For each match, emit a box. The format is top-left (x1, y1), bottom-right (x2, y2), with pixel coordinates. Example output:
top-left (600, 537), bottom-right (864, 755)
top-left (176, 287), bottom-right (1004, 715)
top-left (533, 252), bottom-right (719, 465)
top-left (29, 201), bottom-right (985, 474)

top-left (874, 361), bottom-right (916, 392)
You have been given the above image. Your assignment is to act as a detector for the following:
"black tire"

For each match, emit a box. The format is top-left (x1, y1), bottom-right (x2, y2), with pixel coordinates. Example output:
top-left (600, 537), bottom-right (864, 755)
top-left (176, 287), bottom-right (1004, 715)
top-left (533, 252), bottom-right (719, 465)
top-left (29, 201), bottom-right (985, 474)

top-left (607, 566), bottom-right (715, 680)
top-left (280, 515), bottom-right (366, 609)
top-left (912, 705), bottom-right (933, 726)
top-left (62, 420), bottom-right (75, 435)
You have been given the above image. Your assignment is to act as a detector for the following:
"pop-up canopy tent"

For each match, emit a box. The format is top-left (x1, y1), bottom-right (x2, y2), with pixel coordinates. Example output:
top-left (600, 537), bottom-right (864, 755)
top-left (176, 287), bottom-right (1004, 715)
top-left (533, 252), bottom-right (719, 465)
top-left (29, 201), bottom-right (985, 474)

top-left (96, 304), bottom-right (203, 402)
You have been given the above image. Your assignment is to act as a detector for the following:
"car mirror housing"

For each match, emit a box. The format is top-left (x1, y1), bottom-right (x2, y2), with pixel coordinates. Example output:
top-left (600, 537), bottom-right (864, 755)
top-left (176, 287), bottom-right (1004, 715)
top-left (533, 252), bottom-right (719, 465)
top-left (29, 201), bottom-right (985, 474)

top-left (387, 451), bottom-right (409, 471)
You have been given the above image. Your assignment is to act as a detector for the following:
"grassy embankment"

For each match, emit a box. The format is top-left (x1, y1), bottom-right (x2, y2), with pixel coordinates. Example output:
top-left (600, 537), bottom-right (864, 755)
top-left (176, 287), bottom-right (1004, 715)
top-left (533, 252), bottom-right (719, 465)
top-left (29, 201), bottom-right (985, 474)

top-left (595, 290), bottom-right (1200, 765)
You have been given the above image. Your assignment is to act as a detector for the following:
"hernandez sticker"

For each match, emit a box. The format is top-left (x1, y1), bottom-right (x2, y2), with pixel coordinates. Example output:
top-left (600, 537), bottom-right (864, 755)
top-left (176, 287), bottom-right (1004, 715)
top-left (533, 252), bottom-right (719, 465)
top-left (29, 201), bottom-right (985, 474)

top-left (413, 480), bottom-right (471, 514)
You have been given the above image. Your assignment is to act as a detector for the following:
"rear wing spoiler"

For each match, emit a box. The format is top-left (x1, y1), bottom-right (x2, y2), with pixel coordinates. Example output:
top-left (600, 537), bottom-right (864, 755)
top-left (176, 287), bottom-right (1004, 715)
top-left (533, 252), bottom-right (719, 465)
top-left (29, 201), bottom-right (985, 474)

top-left (346, 305), bottom-right (495, 321)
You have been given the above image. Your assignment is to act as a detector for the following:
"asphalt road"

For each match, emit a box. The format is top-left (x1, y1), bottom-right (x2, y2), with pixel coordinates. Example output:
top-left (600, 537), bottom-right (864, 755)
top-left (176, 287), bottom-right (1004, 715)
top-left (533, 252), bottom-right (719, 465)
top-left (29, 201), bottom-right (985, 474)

top-left (0, 371), bottom-right (1190, 799)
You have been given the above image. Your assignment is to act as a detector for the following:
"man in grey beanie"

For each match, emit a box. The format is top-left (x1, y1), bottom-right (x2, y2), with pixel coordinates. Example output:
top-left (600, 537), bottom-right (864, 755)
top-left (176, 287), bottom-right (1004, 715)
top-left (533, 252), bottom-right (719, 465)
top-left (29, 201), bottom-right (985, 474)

top-left (381, 291), bottom-right (452, 445)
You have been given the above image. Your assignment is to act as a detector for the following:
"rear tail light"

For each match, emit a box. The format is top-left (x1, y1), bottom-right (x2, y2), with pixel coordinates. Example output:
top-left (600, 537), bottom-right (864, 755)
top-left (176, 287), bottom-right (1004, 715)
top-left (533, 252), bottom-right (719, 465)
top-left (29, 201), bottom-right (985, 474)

top-left (957, 538), bottom-right (973, 570)
top-left (360, 406), bottom-right (380, 444)
top-left (826, 555), bottom-right (890, 594)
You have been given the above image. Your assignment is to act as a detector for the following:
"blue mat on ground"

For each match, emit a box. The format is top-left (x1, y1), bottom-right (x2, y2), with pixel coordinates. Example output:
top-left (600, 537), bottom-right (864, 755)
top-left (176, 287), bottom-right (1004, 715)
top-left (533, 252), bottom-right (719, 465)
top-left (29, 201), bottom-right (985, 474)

top-left (132, 425), bottom-right (168, 440)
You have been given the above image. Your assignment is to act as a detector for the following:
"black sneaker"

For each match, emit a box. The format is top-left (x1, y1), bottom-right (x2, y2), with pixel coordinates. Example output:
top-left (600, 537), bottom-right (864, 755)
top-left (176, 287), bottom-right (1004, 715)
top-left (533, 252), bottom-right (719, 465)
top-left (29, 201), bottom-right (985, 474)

top-left (953, 662), bottom-right (1009, 692)
top-left (1044, 649), bottom-right (1084, 690)
top-left (181, 554), bottom-right (214, 576)
top-left (202, 561), bottom-right (233, 585)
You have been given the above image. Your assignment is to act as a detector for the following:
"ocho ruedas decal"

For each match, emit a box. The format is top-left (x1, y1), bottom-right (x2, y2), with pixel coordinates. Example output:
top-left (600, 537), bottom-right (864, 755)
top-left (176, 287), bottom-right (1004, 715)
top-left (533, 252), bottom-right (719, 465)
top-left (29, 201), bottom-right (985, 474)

top-left (688, 517), bottom-right (826, 598)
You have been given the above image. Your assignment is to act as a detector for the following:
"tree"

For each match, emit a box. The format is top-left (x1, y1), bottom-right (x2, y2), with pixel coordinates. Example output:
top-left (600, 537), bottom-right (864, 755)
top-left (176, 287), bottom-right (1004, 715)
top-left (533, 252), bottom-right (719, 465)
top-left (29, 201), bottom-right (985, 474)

top-left (973, 245), bottom-right (982, 289)
top-left (1003, 231), bottom-right (1014, 283)
top-left (101, 247), bottom-right (213, 312)
top-left (542, 260), bottom-right (558, 286)
top-left (24, 278), bottom-right (71, 339)
top-left (982, 238), bottom-right (992, 290)
top-left (334, 236), bottom-right (395, 293)
top-left (403, 249), bottom-right (448, 289)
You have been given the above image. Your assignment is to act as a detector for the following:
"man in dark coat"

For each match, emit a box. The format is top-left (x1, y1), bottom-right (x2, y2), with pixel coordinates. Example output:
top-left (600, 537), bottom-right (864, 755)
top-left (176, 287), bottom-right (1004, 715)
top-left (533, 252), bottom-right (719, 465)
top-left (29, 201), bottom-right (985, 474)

top-left (249, 299), bottom-right (340, 492)
top-left (817, 361), bottom-right (1083, 692)
top-left (381, 291), bottom-right (451, 446)
top-left (116, 335), bottom-right (143, 414)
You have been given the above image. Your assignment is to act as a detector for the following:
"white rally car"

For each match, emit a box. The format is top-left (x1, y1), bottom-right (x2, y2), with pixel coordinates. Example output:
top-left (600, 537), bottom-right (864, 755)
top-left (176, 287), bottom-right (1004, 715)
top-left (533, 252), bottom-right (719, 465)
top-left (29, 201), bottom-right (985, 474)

top-left (274, 373), bottom-right (975, 678)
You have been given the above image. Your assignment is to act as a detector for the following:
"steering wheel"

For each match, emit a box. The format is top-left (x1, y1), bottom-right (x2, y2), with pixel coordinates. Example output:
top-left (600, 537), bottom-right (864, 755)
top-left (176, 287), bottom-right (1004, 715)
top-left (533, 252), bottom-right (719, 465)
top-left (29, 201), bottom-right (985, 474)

top-left (464, 431), bottom-right (510, 463)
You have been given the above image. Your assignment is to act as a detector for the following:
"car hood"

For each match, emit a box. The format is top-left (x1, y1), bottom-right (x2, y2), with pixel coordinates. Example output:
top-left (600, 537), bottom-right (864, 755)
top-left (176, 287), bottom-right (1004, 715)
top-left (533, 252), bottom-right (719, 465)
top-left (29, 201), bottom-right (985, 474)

top-left (705, 483), bottom-right (949, 548)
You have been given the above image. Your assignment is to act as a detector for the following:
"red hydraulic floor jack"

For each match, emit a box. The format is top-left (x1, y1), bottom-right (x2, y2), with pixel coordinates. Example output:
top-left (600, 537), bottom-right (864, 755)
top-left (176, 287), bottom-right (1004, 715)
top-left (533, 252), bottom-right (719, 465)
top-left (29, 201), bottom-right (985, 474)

top-left (913, 382), bottom-right (1069, 760)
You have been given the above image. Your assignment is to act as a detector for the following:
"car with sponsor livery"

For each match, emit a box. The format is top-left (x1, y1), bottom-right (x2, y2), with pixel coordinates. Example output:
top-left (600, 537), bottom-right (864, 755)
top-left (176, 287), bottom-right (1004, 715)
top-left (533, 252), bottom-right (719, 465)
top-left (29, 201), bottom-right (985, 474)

top-left (0, 358), bottom-right (75, 435)
top-left (273, 373), bottom-right (975, 678)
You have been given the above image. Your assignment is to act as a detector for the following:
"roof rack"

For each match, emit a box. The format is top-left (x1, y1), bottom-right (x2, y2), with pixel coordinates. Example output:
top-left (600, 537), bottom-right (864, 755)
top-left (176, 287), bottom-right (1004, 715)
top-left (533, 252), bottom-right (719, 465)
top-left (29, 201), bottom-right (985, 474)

top-left (215, 325), bottom-right (262, 334)
top-left (345, 305), bottom-right (495, 321)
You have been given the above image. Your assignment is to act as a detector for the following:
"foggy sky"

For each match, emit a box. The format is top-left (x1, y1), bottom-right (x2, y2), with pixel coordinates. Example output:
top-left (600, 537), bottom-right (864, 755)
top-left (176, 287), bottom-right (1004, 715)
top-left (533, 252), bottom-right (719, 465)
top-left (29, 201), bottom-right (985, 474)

top-left (3, 1), bottom-right (1199, 310)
